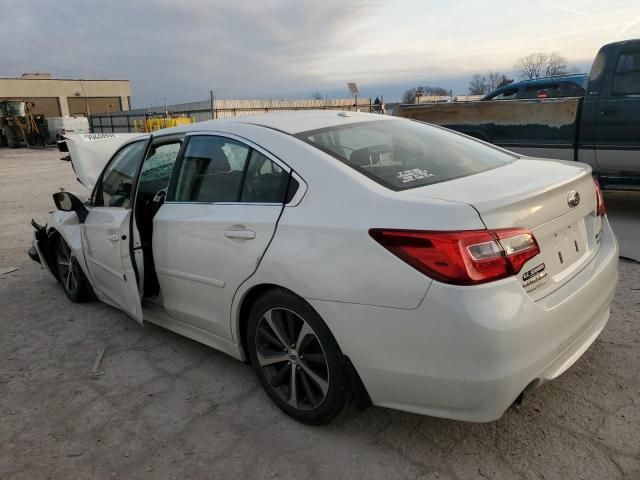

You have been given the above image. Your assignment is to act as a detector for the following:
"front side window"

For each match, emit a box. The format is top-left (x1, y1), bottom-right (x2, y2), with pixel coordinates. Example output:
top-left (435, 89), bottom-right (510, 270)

top-left (613, 51), bottom-right (640, 95)
top-left (299, 120), bottom-right (514, 191)
top-left (140, 142), bottom-right (181, 183)
top-left (490, 88), bottom-right (518, 100)
top-left (96, 140), bottom-right (147, 208)
top-left (173, 136), bottom-right (250, 202)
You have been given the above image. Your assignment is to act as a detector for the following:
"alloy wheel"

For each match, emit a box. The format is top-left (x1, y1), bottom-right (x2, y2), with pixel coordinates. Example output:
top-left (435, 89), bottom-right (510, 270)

top-left (255, 308), bottom-right (329, 410)
top-left (56, 239), bottom-right (79, 295)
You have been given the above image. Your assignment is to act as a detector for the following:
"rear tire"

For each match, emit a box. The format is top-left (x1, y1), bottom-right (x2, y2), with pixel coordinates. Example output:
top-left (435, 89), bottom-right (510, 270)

top-left (246, 289), bottom-right (351, 425)
top-left (52, 235), bottom-right (91, 302)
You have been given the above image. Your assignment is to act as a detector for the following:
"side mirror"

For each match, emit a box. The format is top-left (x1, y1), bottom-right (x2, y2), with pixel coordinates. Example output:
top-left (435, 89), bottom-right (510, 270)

top-left (53, 191), bottom-right (88, 223)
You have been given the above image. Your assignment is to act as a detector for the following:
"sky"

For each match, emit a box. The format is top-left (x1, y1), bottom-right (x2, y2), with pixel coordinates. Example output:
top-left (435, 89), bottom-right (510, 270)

top-left (2, 0), bottom-right (639, 106)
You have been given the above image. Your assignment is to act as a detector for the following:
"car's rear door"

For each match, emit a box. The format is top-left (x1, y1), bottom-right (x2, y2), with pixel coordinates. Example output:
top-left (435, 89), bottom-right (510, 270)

top-left (82, 137), bottom-right (150, 324)
top-left (153, 133), bottom-right (297, 340)
top-left (595, 47), bottom-right (640, 173)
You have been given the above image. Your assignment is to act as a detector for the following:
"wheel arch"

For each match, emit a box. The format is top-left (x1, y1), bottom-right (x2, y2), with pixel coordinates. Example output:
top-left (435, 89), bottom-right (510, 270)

top-left (233, 282), bottom-right (372, 409)
top-left (43, 213), bottom-right (93, 288)
top-left (235, 283), bottom-right (287, 362)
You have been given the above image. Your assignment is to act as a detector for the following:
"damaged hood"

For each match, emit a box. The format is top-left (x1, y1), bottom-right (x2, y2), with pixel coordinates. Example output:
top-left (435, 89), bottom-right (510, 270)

top-left (63, 133), bottom-right (147, 189)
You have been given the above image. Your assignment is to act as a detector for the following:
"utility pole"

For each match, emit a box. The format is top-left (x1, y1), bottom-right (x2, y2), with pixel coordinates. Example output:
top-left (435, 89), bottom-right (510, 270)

top-left (210, 90), bottom-right (215, 119)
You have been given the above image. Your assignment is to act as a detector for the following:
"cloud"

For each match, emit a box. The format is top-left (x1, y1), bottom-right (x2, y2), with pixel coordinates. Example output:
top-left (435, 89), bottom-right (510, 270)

top-left (1, 0), bottom-right (380, 106)
top-left (1, 0), bottom-right (639, 104)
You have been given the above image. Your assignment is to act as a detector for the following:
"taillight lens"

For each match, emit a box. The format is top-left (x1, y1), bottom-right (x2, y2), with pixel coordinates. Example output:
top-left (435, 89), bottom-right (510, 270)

top-left (369, 228), bottom-right (540, 285)
top-left (593, 176), bottom-right (606, 216)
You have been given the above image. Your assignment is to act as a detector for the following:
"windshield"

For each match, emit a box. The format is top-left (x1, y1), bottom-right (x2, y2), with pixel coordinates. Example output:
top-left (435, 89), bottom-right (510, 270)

top-left (299, 120), bottom-right (515, 190)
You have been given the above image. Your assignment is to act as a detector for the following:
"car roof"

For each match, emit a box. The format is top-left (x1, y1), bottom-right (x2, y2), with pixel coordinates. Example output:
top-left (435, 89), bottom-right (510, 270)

top-left (160, 110), bottom-right (396, 136)
top-left (483, 74), bottom-right (588, 99)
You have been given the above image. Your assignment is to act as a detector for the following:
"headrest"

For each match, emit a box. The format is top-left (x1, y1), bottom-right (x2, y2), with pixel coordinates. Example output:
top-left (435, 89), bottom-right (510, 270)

top-left (350, 144), bottom-right (392, 168)
top-left (208, 146), bottom-right (231, 173)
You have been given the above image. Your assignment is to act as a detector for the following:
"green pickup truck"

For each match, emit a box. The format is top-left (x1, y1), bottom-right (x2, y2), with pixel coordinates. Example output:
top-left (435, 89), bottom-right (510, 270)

top-left (395, 39), bottom-right (640, 190)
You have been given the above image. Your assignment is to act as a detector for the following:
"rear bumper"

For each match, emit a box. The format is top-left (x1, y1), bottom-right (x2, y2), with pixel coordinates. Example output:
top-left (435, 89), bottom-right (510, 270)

top-left (309, 217), bottom-right (619, 421)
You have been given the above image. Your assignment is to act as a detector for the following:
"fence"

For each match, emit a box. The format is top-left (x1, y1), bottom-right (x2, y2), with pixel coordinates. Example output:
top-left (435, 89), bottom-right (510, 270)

top-left (90, 97), bottom-right (379, 133)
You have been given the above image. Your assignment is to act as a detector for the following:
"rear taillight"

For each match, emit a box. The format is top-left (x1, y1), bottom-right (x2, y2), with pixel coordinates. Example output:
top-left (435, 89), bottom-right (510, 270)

top-left (369, 228), bottom-right (540, 286)
top-left (593, 176), bottom-right (606, 216)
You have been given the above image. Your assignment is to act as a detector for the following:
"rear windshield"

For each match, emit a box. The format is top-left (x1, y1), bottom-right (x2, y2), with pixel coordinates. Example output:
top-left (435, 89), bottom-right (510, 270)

top-left (298, 120), bottom-right (515, 190)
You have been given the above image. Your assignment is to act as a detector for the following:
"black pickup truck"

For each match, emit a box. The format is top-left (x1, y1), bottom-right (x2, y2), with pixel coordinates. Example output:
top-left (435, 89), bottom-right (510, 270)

top-left (395, 39), bottom-right (640, 190)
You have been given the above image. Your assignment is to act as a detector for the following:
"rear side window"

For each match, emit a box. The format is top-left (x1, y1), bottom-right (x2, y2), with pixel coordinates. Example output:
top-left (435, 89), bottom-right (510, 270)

top-left (241, 150), bottom-right (290, 203)
top-left (299, 120), bottom-right (514, 191)
top-left (613, 51), bottom-right (640, 95)
top-left (173, 136), bottom-right (250, 202)
top-left (562, 82), bottom-right (585, 97)
top-left (522, 84), bottom-right (560, 99)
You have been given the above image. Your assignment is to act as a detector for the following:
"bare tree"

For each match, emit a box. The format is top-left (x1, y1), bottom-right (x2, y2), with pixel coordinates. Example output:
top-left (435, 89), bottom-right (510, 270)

top-left (545, 52), bottom-right (569, 76)
top-left (515, 52), bottom-right (571, 79)
top-left (468, 74), bottom-right (490, 95)
top-left (515, 53), bottom-right (548, 80)
top-left (486, 71), bottom-right (513, 91)
top-left (498, 76), bottom-right (514, 87)
top-left (310, 92), bottom-right (324, 101)
top-left (402, 88), bottom-right (419, 104)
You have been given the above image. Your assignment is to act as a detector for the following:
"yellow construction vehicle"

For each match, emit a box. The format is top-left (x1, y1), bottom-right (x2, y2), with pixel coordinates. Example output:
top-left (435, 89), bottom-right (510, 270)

top-left (0, 100), bottom-right (48, 148)
top-left (133, 113), bottom-right (193, 133)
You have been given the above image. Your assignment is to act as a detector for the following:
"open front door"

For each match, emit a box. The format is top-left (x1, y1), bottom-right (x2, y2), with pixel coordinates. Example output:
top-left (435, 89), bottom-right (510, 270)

top-left (83, 209), bottom-right (143, 323)
top-left (82, 138), bottom-right (150, 324)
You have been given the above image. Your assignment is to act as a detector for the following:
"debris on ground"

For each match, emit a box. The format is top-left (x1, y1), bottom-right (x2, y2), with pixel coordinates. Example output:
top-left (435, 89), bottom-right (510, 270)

top-left (90, 346), bottom-right (106, 378)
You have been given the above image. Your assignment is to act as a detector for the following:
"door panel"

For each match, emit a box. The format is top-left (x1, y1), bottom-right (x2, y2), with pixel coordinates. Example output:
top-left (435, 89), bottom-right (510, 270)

top-left (153, 203), bottom-right (282, 338)
top-left (83, 208), bottom-right (143, 323)
top-left (595, 49), bottom-right (640, 173)
top-left (81, 138), bottom-right (149, 323)
top-left (595, 97), bottom-right (640, 172)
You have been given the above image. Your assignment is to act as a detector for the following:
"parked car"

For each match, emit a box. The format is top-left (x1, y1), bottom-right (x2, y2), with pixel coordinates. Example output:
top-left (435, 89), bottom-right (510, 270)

top-left (395, 39), bottom-right (640, 190)
top-left (482, 74), bottom-right (588, 101)
top-left (29, 111), bottom-right (618, 424)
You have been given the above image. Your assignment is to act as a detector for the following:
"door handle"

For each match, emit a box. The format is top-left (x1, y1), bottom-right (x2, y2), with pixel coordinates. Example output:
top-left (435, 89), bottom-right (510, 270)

top-left (108, 233), bottom-right (120, 242)
top-left (600, 108), bottom-right (620, 116)
top-left (224, 229), bottom-right (256, 240)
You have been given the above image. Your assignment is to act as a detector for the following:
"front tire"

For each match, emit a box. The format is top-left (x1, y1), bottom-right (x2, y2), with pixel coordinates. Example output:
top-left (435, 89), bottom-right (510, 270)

top-left (246, 289), bottom-right (351, 425)
top-left (53, 235), bottom-right (91, 302)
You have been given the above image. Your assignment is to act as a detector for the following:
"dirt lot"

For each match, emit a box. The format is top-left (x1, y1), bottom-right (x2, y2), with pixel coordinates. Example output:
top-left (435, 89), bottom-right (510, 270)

top-left (1, 148), bottom-right (639, 480)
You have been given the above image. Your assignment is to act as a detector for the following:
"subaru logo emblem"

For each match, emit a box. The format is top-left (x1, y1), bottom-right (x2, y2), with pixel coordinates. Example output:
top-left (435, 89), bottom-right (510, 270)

top-left (567, 190), bottom-right (580, 208)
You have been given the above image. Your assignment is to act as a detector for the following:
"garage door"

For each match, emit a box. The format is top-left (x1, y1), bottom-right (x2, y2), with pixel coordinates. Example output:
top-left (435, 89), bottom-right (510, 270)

top-left (67, 97), bottom-right (122, 116)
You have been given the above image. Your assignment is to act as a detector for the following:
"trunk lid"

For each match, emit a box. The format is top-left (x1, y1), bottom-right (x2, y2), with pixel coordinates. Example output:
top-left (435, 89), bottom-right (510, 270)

top-left (405, 158), bottom-right (602, 299)
top-left (63, 133), bottom-right (147, 189)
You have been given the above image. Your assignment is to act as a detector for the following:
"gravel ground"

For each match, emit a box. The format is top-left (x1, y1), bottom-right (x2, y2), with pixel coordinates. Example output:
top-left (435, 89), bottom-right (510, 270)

top-left (1, 147), bottom-right (639, 480)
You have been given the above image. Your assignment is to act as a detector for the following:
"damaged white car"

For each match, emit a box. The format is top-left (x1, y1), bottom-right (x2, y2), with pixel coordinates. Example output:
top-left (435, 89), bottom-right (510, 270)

top-left (30, 111), bottom-right (618, 424)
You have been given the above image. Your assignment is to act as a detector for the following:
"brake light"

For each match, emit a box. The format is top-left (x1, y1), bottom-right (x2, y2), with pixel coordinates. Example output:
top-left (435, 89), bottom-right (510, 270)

top-left (593, 176), bottom-right (606, 216)
top-left (369, 228), bottom-right (540, 285)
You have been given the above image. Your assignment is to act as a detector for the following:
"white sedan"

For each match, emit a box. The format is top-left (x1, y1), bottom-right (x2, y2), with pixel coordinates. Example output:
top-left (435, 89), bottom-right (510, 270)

top-left (29, 111), bottom-right (618, 424)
